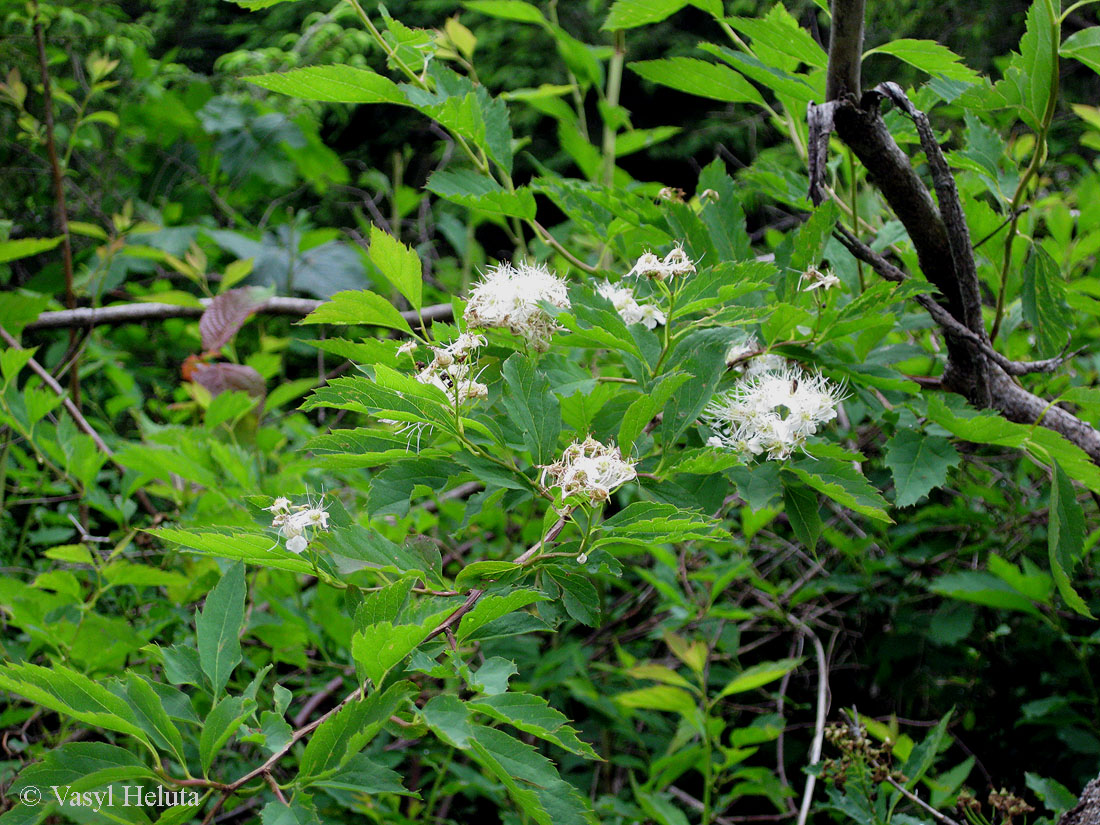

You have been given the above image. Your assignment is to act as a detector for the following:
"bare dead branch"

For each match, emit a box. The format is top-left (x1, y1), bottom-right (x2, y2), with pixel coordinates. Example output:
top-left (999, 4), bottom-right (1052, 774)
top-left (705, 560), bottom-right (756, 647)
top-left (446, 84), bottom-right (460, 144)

top-left (825, 0), bottom-right (866, 101)
top-left (24, 298), bottom-right (454, 332)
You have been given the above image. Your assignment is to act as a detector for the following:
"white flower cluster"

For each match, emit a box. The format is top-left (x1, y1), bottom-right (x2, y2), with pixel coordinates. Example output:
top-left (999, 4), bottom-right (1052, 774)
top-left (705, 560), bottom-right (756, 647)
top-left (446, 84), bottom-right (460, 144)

top-left (540, 436), bottom-right (637, 504)
top-left (626, 246), bottom-right (696, 281)
top-left (464, 261), bottom-right (570, 352)
top-left (701, 364), bottom-right (845, 461)
top-left (800, 266), bottom-right (841, 293)
top-left (265, 497), bottom-right (330, 554)
top-left (724, 334), bottom-right (787, 376)
top-left (597, 280), bottom-right (666, 330)
top-left (414, 332), bottom-right (488, 405)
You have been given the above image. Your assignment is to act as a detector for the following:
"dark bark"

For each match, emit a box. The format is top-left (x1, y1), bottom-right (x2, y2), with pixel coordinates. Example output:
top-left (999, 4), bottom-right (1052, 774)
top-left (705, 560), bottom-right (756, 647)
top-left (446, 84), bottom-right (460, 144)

top-left (818, 0), bottom-right (1100, 463)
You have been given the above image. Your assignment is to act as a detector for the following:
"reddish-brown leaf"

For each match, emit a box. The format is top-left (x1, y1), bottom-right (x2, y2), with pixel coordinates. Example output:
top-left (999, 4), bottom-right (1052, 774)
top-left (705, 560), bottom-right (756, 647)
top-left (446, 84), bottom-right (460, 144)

top-left (191, 362), bottom-right (267, 402)
top-left (200, 287), bottom-right (268, 353)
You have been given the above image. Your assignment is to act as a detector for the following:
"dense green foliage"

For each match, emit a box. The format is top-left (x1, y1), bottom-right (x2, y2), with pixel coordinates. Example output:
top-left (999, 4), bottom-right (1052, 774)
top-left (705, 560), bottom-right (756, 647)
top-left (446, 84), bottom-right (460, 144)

top-left (4, 1), bottom-right (1100, 825)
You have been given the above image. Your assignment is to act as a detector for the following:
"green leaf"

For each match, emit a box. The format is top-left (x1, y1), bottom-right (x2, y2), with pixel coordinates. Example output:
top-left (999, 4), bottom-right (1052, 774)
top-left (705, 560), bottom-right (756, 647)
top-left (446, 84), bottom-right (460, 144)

top-left (469, 692), bottom-right (599, 758)
top-left (782, 458), bottom-right (893, 523)
top-left (149, 529), bottom-right (314, 575)
top-left (368, 224), bottom-right (422, 310)
top-left (617, 685), bottom-right (700, 720)
top-left (619, 373), bottom-right (690, 455)
top-left (260, 799), bottom-right (321, 825)
top-left (629, 58), bottom-right (765, 105)
top-left (12, 742), bottom-right (157, 795)
top-left (1025, 773), bottom-right (1079, 816)
top-left (883, 429), bottom-right (961, 507)
top-left (309, 753), bottom-right (414, 796)
top-left (455, 560), bottom-right (522, 590)
top-left (122, 673), bottom-right (187, 765)
top-left (469, 725), bottom-right (597, 825)
top-left (300, 289), bottom-right (414, 334)
top-left (1061, 27), bottom-right (1100, 75)
top-left (717, 658), bottom-right (803, 698)
top-left (502, 354), bottom-right (561, 464)
top-left (196, 562), bottom-right (246, 697)
top-left (352, 622), bottom-right (436, 687)
top-left (0, 662), bottom-right (152, 748)
top-left (426, 169), bottom-right (538, 219)
top-left (547, 568), bottom-right (600, 626)
top-left (1021, 246), bottom-right (1072, 357)
top-left (464, 0), bottom-right (548, 24)
top-left (421, 694), bottom-right (475, 747)
top-left (298, 681), bottom-right (415, 781)
top-left (603, 0), bottom-right (688, 30)
top-left (929, 571), bottom-right (1044, 617)
top-left (457, 589), bottom-right (547, 641)
top-left (366, 458), bottom-right (460, 517)
top-left (925, 395), bottom-right (1030, 448)
top-left (199, 695), bottom-right (252, 775)
top-left (782, 478), bottom-right (821, 550)
top-left (1049, 462), bottom-right (1093, 617)
top-left (866, 40), bottom-right (980, 82)
top-left (0, 237), bottom-right (63, 263)
top-left (244, 66), bottom-right (404, 104)
top-left (729, 8), bottom-right (828, 70)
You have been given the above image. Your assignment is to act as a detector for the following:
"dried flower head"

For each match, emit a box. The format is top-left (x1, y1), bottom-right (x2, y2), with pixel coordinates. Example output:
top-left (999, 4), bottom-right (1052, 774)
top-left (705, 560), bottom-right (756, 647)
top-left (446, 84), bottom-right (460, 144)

top-left (597, 280), bottom-right (666, 330)
top-left (464, 261), bottom-right (570, 351)
top-left (627, 245), bottom-right (696, 282)
top-left (267, 496), bottom-right (330, 553)
top-left (800, 265), bottom-right (842, 293)
top-left (415, 333), bottom-right (488, 405)
top-left (657, 186), bottom-right (686, 202)
top-left (541, 436), bottom-right (637, 503)
top-left (701, 364), bottom-right (845, 461)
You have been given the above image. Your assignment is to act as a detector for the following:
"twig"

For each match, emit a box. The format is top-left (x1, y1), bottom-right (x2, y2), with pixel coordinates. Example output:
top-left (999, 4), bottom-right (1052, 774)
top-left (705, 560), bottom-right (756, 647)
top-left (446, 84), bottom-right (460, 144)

top-left (0, 324), bottom-right (159, 517)
top-left (787, 614), bottom-right (829, 825)
top-left (25, 298), bottom-right (454, 332)
top-left (833, 227), bottom-right (1075, 376)
top-left (33, 2), bottom-right (78, 408)
top-left (885, 776), bottom-right (965, 825)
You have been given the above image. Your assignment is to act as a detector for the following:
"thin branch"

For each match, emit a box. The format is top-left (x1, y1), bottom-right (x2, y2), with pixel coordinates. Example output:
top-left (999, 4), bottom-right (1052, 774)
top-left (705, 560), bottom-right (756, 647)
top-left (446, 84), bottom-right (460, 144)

top-left (833, 228), bottom-right (1073, 375)
top-left (787, 614), bottom-right (829, 825)
top-left (0, 324), bottom-right (159, 517)
top-left (884, 776), bottom-right (965, 825)
top-left (33, 3), bottom-right (79, 407)
top-left (25, 298), bottom-right (454, 332)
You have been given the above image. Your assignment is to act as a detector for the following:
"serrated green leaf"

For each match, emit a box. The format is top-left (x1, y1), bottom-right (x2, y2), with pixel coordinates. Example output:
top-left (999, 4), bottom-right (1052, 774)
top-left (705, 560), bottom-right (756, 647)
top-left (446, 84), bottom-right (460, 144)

top-left (0, 237), bottom-right (63, 263)
top-left (421, 694), bottom-right (475, 747)
top-left (368, 224), bottom-right (422, 310)
top-left (300, 289), bottom-right (413, 334)
top-left (245, 66), bottom-right (404, 103)
top-left (457, 589), bottom-right (546, 641)
top-left (1061, 27), bottom-right (1100, 75)
top-left (629, 58), bottom-right (765, 105)
top-left (298, 681), bottom-right (416, 781)
top-left (929, 571), bottom-right (1044, 617)
top-left (196, 562), bottom-right (245, 697)
top-left (502, 354), bottom-right (561, 464)
top-left (352, 622), bottom-right (436, 687)
top-left (469, 725), bottom-right (597, 825)
top-left (1049, 462), bottom-right (1093, 617)
top-left (782, 478), bottom-right (821, 550)
top-left (883, 430), bottom-right (961, 507)
top-left (603, 0), bottom-right (688, 30)
top-left (199, 695), bottom-right (252, 775)
top-left (309, 753), bottom-right (414, 796)
top-left (866, 39), bottom-right (980, 82)
top-left (1021, 246), bottom-right (1072, 357)
top-left (783, 458), bottom-right (893, 523)
top-left (469, 692), bottom-right (599, 758)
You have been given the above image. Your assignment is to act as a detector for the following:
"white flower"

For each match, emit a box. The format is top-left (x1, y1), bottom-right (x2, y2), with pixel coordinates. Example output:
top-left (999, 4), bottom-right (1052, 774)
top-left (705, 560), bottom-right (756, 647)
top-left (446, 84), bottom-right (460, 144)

top-left (743, 352), bottom-right (788, 377)
top-left (800, 266), bottom-right (842, 293)
top-left (725, 334), bottom-right (760, 367)
top-left (576, 552), bottom-right (589, 565)
top-left (596, 280), bottom-right (666, 330)
top-left (267, 497), bottom-right (330, 552)
top-left (701, 364), bottom-right (845, 461)
top-left (540, 436), bottom-right (637, 504)
top-left (397, 341), bottom-right (418, 356)
top-left (265, 497), bottom-right (292, 515)
top-left (626, 245), bottom-right (696, 282)
top-left (414, 333), bottom-right (488, 405)
top-left (464, 261), bottom-right (570, 351)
